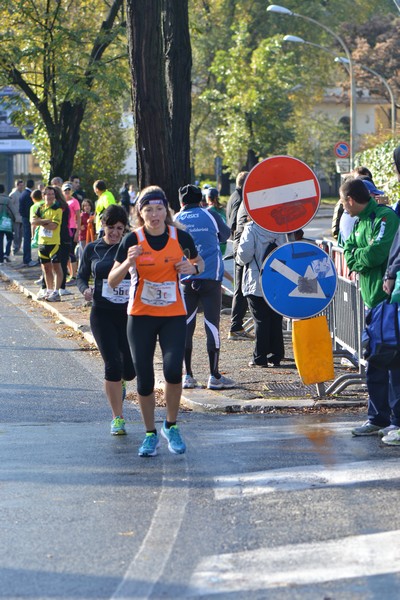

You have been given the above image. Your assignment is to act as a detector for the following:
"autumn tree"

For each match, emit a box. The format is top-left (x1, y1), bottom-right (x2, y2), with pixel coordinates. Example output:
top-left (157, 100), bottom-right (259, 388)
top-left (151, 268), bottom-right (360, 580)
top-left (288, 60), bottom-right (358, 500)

top-left (0, 0), bottom-right (126, 181)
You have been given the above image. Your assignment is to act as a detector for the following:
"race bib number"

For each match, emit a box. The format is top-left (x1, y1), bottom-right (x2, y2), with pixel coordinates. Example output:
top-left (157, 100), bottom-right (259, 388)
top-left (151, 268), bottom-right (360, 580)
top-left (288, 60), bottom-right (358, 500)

top-left (141, 280), bottom-right (177, 306)
top-left (41, 226), bottom-right (53, 239)
top-left (102, 279), bottom-right (130, 304)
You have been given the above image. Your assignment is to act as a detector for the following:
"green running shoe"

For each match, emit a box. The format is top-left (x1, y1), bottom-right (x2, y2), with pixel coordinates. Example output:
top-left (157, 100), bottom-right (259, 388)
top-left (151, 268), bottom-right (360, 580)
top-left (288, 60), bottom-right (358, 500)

top-left (110, 416), bottom-right (126, 435)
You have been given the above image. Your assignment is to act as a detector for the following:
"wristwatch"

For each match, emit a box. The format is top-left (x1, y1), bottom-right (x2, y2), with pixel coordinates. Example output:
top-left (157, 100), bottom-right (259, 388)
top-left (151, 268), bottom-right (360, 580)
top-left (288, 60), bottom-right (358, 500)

top-left (194, 264), bottom-right (200, 275)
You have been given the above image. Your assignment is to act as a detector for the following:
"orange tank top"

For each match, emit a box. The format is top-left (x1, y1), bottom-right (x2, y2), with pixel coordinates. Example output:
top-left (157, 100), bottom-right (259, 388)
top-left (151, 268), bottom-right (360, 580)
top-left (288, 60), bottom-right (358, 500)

top-left (128, 225), bottom-right (187, 317)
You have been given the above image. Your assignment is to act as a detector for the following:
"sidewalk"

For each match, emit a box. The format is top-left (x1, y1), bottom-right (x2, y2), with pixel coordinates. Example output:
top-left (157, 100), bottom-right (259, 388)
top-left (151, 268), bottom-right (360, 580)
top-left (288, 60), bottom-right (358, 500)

top-left (0, 251), bottom-right (366, 413)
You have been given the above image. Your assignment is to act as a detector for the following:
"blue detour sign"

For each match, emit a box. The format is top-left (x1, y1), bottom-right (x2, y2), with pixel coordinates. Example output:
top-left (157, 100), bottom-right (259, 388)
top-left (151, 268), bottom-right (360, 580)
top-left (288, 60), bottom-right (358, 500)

top-left (260, 241), bottom-right (337, 319)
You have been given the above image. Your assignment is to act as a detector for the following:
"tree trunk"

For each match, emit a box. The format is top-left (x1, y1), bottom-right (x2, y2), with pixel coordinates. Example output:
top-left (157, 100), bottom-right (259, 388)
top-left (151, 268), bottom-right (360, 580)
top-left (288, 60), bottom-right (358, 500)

top-left (163, 0), bottom-right (192, 191)
top-left (126, 0), bottom-right (179, 211)
top-left (246, 148), bottom-right (258, 172)
top-left (48, 101), bottom-right (86, 180)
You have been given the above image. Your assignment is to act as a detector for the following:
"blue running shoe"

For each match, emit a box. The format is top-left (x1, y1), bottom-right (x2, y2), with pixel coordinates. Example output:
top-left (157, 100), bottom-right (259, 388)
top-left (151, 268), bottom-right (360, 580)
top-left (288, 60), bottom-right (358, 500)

top-left (110, 416), bottom-right (126, 435)
top-left (161, 422), bottom-right (186, 454)
top-left (122, 380), bottom-right (127, 402)
top-left (138, 433), bottom-right (160, 457)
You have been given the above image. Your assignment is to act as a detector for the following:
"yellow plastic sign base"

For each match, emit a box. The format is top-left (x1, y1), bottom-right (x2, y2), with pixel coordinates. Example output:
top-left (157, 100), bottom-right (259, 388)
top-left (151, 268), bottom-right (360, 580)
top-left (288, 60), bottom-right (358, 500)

top-left (292, 315), bottom-right (334, 385)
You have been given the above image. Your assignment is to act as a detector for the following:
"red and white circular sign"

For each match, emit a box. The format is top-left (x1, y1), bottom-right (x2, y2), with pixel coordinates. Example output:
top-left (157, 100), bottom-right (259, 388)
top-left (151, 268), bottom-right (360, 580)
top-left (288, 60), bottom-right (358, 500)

top-left (243, 156), bottom-right (321, 233)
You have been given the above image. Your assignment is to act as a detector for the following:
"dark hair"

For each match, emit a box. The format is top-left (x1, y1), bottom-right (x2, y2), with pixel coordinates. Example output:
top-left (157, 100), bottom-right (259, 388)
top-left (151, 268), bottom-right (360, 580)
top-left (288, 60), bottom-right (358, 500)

top-left (70, 175), bottom-right (79, 181)
top-left (27, 179), bottom-right (35, 188)
top-left (94, 179), bottom-right (107, 192)
top-left (353, 166), bottom-right (373, 180)
top-left (31, 189), bottom-right (42, 201)
top-left (102, 204), bottom-right (128, 227)
top-left (340, 177), bottom-right (370, 204)
top-left (44, 185), bottom-right (68, 210)
top-left (0, 184), bottom-right (4, 194)
top-left (82, 198), bottom-right (94, 211)
top-left (236, 171), bottom-right (249, 189)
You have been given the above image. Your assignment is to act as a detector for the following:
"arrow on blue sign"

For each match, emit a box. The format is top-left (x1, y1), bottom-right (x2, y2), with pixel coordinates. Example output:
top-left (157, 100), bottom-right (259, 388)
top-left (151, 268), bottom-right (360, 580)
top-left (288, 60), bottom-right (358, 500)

top-left (261, 242), bottom-right (337, 319)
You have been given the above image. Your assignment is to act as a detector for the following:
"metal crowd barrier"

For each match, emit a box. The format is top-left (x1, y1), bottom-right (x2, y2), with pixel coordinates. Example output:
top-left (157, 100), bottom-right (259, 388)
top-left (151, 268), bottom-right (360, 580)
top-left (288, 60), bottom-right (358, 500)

top-left (315, 240), bottom-right (366, 395)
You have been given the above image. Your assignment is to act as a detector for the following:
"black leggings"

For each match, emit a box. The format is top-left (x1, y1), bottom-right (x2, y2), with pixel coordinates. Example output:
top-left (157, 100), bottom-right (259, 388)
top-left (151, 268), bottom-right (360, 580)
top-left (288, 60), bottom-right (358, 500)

top-left (183, 279), bottom-right (222, 351)
top-left (127, 315), bottom-right (187, 396)
top-left (90, 307), bottom-right (136, 382)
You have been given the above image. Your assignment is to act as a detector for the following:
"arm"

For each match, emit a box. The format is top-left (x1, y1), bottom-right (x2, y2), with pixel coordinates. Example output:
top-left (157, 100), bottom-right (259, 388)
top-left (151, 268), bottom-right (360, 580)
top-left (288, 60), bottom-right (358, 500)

top-left (345, 213), bottom-right (399, 273)
top-left (76, 244), bottom-right (94, 301)
top-left (236, 224), bottom-right (255, 266)
top-left (74, 208), bottom-right (81, 242)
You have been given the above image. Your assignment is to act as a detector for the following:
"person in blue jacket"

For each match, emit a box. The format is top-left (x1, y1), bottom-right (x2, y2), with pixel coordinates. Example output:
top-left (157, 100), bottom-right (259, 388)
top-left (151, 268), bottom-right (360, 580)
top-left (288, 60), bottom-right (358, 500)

top-left (175, 184), bottom-right (236, 391)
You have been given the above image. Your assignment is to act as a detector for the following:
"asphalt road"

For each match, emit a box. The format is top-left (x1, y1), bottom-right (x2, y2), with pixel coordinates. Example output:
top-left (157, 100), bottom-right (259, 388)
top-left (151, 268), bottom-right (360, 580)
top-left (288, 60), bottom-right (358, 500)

top-left (1, 280), bottom-right (400, 599)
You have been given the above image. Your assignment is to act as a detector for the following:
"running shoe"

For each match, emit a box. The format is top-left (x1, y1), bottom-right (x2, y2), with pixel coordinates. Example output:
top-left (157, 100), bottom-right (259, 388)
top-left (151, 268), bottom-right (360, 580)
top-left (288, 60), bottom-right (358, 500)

top-left (110, 416), bottom-right (126, 435)
top-left (228, 329), bottom-right (253, 341)
top-left (161, 422), bottom-right (186, 454)
top-left (138, 433), bottom-right (160, 457)
top-left (183, 374), bottom-right (197, 389)
top-left (59, 288), bottom-right (73, 296)
top-left (351, 421), bottom-right (381, 436)
top-left (122, 380), bottom-right (127, 402)
top-left (46, 291), bottom-right (61, 302)
top-left (382, 429), bottom-right (400, 445)
top-left (3, 256), bottom-right (11, 263)
top-left (65, 277), bottom-right (77, 286)
top-left (36, 289), bottom-right (49, 300)
top-left (207, 374), bottom-right (236, 390)
top-left (378, 424), bottom-right (400, 437)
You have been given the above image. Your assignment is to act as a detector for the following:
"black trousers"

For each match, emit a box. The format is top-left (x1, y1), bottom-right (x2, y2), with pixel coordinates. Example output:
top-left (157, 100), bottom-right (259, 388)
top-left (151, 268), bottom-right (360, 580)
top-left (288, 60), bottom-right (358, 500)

top-left (230, 261), bottom-right (248, 332)
top-left (247, 294), bottom-right (284, 366)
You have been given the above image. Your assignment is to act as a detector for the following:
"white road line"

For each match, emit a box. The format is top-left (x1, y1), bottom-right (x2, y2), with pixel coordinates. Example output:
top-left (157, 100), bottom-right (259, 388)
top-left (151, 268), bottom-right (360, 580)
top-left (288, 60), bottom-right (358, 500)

top-left (247, 179), bottom-right (317, 210)
top-left (187, 529), bottom-right (400, 596)
top-left (111, 456), bottom-right (189, 600)
top-left (214, 458), bottom-right (400, 499)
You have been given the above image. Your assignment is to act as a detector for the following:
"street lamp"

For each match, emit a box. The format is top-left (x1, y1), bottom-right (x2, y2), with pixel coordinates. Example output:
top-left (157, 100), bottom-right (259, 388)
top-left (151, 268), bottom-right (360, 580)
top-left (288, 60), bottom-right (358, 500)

top-left (267, 4), bottom-right (356, 169)
top-left (335, 57), bottom-right (396, 136)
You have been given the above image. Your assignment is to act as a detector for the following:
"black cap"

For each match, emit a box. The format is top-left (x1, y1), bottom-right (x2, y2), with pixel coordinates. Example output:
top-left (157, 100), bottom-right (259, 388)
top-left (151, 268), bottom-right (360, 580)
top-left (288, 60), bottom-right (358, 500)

top-left (179, 185), bottom-right (202, 205)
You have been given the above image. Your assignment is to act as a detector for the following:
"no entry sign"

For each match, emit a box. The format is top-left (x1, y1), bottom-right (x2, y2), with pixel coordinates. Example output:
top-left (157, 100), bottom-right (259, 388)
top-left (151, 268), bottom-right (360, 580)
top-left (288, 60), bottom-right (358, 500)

top-left (243, 156), bottom-right (321, 233)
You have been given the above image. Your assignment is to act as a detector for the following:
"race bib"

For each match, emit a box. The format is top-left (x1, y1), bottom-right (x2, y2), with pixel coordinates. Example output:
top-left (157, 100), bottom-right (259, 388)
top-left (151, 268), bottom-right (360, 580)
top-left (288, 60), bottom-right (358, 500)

top-left (141, 280), bottom-right (177, 306)
top-left (41, 226), bottom-right (53, 239)
top-left (102, 279), bottom-right (130, 304)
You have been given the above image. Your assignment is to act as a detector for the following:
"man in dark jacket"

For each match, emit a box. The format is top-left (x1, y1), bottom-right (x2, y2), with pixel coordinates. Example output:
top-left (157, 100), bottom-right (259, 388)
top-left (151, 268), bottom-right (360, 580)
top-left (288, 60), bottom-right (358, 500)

top-left (19, 179), bottom-right (38, 266)
top-left (226, 171), bottom-right (251, 340)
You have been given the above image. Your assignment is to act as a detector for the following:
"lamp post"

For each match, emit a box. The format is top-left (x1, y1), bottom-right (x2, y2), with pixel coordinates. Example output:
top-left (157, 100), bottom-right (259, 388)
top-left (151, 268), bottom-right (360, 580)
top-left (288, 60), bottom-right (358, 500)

top-left (335, 57), bottom-right (396, 136)
top-left (267, 4), bottom-right (356, 169)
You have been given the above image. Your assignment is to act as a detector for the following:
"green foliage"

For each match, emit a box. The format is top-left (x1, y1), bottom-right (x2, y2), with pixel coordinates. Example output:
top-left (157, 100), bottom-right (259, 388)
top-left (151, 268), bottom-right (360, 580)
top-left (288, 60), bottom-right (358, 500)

top-left (287, 112), bottom-right (349, 182)
top-left (355, 137), bottom-right (400, 200)
top-left (73, 90), bottom-right (132, 199)
top-left (0, 0), bottom-right (129, 179)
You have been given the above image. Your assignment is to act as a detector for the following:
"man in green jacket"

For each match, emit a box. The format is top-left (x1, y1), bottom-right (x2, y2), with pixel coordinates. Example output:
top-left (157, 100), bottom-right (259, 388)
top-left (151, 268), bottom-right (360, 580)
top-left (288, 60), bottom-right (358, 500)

top-left (342, 177), bottom-right (400, 437)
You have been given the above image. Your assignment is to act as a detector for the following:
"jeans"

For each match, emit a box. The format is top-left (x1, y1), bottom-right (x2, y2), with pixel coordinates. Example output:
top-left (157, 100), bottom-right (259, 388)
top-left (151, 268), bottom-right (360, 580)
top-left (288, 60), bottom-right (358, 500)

top-left (21, 216), bottom-right (32, 264)
top-left (12, 222), bottom-right (23, 253)
top-left (0, 231), bottom-right (13, 261)
top-left (367, 363), bottom-right (400, 427)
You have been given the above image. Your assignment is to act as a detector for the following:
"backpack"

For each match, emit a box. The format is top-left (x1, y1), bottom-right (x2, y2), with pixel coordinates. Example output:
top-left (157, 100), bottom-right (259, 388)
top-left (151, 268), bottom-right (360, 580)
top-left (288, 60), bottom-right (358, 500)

top-left (362, 300), bottom-right (400, 369)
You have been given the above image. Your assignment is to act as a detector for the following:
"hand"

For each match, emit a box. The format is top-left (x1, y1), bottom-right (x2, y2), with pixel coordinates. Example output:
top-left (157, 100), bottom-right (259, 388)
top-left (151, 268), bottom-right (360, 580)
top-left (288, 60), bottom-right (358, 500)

top-left (83, 287), bottom-right (93, 301)
top-left (175, 258), bottom-right (197, 275)
top-left (127, 244), bottom-right (142, 265)
top-left (383, 278), bottom-right (395, 295)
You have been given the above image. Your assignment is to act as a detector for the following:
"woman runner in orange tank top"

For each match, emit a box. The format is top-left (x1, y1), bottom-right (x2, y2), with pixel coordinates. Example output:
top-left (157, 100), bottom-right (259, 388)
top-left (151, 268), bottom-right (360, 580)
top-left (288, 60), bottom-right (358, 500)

top-left (109, 186), bottom-right (204, 457)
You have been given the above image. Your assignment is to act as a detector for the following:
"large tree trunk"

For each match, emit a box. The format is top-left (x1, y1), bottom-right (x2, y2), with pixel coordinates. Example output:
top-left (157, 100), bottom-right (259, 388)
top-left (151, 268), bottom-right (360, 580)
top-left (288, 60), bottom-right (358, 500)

top-left (126, 0), bottom-right (179, 211)
top-left (49, 101), bottom-right (86, 180)
top-left (163, 0), bottom-right (192, 190)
